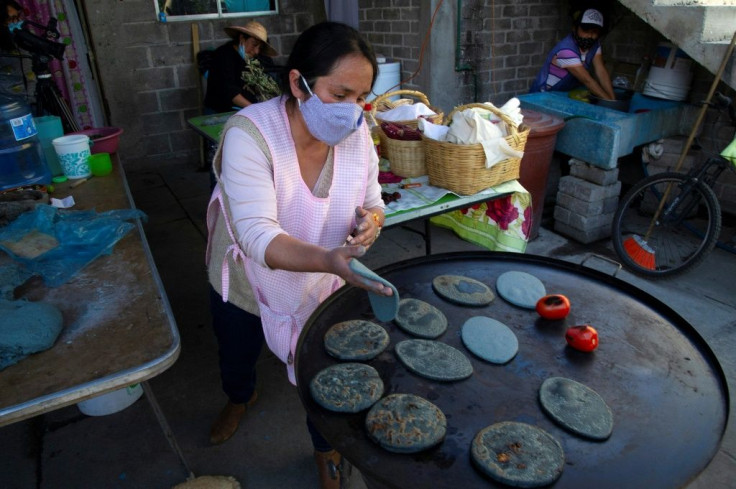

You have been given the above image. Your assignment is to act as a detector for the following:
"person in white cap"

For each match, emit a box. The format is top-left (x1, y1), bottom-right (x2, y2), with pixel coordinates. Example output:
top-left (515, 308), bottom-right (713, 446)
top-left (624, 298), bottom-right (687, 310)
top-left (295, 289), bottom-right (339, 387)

top-left (203, 20), bottom-right (279, 113)
top-left (530, 7), bottom-right (615, 100)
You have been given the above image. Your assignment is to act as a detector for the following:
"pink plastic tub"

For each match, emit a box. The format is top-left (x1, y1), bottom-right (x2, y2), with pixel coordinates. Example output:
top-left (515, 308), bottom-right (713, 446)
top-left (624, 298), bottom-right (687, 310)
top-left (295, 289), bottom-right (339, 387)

top-left (70, 127), bottom-right (123, 154)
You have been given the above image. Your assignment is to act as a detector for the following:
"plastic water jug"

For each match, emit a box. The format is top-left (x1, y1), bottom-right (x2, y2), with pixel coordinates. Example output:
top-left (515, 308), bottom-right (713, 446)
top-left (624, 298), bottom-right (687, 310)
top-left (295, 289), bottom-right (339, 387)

top-left (0, 95), bottom-right (51, 192)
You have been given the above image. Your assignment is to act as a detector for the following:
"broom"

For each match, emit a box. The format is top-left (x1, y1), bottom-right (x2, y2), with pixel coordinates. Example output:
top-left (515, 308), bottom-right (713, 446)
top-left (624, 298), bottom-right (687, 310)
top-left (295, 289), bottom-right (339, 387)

top-left (622, 30), bottom-right (736, 270)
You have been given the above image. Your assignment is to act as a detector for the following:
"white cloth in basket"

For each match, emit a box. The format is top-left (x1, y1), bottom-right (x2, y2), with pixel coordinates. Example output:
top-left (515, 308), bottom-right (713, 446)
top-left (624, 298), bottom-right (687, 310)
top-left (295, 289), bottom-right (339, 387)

top-left (445, 109), bottom-right (523, 169)
top-left (377, 102), bottom-right (437, 121)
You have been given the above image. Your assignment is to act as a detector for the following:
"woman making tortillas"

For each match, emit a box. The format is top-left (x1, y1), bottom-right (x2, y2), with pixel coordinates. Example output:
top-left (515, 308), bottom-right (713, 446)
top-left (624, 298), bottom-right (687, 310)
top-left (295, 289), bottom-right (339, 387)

top-left (205, 21), bottom-right (390, 489)
top-left (529, 7), bottom-right (615, 101)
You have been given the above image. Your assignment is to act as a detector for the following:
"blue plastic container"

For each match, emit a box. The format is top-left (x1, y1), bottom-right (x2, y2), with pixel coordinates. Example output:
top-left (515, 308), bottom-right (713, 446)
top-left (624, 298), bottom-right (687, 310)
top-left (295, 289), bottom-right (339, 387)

top-left (0, 95), bottom-right (51, 192)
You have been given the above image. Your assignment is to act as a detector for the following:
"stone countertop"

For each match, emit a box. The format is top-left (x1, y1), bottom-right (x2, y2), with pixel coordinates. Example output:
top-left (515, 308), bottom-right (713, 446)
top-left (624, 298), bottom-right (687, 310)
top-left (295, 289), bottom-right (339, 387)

top-left (518, 91), bottom-right (697, 169)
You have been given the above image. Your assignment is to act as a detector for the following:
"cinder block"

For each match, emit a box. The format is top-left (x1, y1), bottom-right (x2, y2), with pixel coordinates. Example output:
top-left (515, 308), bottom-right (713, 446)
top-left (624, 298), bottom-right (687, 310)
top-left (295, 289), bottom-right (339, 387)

top-left (556, 191), bottom-right (619, 216)
top-left (569, 159), bottom-right (620, 186)
top-left (554, 205), bottom-right (615, 230)
top-left (557, 176), bottom-right (621, 203)
top-left (554, 220), bottom-right (612, 244)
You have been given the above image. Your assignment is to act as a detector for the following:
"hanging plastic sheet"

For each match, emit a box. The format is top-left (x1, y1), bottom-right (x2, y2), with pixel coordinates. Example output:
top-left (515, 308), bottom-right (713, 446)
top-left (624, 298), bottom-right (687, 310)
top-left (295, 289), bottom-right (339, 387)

top-left (0, 204), bottom-right (146, 287)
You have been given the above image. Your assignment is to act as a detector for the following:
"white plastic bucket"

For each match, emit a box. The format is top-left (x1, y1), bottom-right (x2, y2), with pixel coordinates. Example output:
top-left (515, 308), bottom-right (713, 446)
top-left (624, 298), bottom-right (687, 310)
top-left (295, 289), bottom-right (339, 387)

top-left (369, 61), bottom-right (401, 101)
top-left (52, 134), bottom-right (91, 179)
top-left (642, 43), bottom-right (693, 101)
top-left (77, 384), bottom-right (143, 416)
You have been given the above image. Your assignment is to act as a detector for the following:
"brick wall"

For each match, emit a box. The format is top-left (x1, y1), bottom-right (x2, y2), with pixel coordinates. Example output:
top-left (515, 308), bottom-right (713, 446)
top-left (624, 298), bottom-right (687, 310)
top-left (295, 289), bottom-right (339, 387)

top-left (81, 0), bottom-right (326, 171)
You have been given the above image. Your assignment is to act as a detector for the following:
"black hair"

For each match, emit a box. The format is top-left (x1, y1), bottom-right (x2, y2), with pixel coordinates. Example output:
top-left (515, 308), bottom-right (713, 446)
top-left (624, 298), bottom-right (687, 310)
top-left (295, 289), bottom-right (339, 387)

top-left (279, 21), bottom-right (378, 99)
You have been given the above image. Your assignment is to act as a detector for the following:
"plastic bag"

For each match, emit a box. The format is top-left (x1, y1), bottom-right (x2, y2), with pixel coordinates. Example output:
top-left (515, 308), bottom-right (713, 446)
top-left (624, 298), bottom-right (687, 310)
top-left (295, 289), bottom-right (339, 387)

top-left (0, 204), bottom-right (146, 287)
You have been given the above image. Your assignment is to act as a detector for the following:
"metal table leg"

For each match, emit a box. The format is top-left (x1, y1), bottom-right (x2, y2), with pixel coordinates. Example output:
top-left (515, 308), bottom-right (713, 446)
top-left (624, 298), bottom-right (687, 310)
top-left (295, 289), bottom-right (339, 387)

top-left (141, 381), bottom-right (195, 480)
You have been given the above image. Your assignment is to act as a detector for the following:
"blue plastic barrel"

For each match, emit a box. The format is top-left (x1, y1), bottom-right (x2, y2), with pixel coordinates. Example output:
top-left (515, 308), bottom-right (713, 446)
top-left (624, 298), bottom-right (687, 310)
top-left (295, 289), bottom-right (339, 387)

top-left (0, 95), bottom-right (51, 192)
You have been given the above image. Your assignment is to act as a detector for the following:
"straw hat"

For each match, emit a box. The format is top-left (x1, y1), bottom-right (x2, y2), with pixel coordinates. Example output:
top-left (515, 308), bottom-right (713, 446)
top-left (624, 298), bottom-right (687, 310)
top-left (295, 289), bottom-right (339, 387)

top-left (224, 21), bottom-right (278, 57)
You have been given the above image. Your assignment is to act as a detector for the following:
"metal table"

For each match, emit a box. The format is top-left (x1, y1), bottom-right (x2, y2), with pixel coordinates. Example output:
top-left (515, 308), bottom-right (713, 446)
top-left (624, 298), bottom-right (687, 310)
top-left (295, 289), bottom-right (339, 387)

top-left (296, 252), bottom-right (728, 489)
top-left (0, 157), bottom-right (190, 474)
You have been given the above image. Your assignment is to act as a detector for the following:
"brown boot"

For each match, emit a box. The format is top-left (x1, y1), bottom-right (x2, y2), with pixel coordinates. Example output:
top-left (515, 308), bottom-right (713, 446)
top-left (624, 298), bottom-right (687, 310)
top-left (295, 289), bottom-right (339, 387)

top-left (209, 392), bottom-right (258, 445)
top-left (314, 449), bottom-right (352, 489)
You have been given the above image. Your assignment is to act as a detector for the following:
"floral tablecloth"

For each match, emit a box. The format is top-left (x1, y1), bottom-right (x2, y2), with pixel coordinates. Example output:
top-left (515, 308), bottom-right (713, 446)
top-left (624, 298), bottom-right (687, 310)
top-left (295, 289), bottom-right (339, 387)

top-left (382, 175), bottom-right (531, 253)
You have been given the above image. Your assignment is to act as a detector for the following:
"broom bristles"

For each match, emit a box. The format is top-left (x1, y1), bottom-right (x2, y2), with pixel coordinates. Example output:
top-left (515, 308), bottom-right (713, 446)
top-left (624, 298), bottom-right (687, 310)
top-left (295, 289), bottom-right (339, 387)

top-left (623, 235), bottom-right (655, 270)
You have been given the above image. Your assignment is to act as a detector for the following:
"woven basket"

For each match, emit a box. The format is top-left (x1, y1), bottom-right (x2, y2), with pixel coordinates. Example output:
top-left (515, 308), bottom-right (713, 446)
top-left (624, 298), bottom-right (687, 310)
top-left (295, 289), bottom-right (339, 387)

top-left (380, 129), bottom-right (426, 177)
top-left (423, 103), bottom-right (529, 195)
top-left (372, 89), bottom-right (443, 162)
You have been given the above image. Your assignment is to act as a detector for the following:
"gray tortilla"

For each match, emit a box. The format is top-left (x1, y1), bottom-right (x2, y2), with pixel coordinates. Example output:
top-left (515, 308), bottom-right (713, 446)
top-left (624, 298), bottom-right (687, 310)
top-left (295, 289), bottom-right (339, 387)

top-left (539, 377), bottom-right (614, 441)
top-left (471, 421), bottom-right (565, 488)
top-left (365, 393), bottom-right (447, 453)
top-left (495, 271), bottom-right (546, 309)
top-left (432, 274), bottom-right (494, 306)
top-left (310, 363), bottom-right (384, 413)
top-left (461, 316), bottom-right (518, 364)
top-left (395, 339), bottom-right (473, 381)
top-left (394, 298), bottom-right (448, 339)
top-left (323, 320), bottom-right (390, 361)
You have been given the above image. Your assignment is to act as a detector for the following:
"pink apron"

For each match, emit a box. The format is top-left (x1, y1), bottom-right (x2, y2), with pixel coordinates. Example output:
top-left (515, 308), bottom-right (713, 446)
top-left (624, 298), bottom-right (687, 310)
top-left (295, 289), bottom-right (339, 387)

top-left (206, 97), bottom-right (371, 384)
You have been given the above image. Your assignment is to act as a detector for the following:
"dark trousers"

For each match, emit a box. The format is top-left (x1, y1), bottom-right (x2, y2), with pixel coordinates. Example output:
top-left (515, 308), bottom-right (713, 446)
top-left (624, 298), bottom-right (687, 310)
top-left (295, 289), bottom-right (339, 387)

top-left (208, 286), bottom-right (331, 451)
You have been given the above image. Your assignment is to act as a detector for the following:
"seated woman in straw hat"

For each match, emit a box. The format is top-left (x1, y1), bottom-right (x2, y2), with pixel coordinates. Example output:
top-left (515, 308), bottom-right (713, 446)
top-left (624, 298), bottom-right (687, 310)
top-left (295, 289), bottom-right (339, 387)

top-left (203, 20), bottom-right (280, 113)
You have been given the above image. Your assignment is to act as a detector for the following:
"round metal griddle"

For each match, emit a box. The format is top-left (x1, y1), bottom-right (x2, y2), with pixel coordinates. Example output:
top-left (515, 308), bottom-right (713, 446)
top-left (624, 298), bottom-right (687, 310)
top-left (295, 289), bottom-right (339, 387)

top-left (295, 252), bottom-right (729, 489)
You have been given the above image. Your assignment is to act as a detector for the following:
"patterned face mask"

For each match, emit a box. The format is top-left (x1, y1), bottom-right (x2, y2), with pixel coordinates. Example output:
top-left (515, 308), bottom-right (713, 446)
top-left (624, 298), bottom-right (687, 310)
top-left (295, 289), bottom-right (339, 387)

top-left (297, 74), bottom-right (363, 146)
top-left (573, 31), bottom-right (597, 51)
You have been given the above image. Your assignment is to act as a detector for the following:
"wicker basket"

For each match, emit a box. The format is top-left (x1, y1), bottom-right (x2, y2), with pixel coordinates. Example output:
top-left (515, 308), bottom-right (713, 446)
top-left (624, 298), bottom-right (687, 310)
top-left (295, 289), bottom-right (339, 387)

top-left (372, 89), bottom-right (443, 163)
top-left (380, 129), bottom-right (426, 177)
top-left (423, 103), bottom-right (529, 195)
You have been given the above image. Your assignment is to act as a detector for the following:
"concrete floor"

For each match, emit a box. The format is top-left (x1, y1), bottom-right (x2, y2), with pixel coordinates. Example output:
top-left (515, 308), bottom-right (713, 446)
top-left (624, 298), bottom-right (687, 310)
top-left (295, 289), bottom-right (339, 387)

top-left (1, 163), bottom-right (735, 489)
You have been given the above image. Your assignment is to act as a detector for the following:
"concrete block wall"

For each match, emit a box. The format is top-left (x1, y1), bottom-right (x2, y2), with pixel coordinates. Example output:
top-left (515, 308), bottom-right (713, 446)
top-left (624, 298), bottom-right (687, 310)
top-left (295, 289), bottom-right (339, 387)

top-left (553, 160), bottom-right (622, 244)
top-left (76, 0), bottom-right (736, 180)
top-left (81, 0), bottom-right (325, 171)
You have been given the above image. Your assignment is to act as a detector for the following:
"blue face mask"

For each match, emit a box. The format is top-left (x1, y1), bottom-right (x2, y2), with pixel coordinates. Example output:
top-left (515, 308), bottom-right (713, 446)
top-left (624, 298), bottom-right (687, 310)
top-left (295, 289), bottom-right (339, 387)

top-left (238, 43), bottom-right (246, 60)
top-left (8, 21), bottom-right (23, 32)
top-left (298, 75), bottom-right (363, 146)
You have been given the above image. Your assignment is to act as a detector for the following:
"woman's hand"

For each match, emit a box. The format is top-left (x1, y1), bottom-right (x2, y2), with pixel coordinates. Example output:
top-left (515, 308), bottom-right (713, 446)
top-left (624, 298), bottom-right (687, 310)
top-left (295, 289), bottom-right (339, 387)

top-left (346, 206), bottom-right (384, 248)
top-left (325, 245), bottom-right (393, 297)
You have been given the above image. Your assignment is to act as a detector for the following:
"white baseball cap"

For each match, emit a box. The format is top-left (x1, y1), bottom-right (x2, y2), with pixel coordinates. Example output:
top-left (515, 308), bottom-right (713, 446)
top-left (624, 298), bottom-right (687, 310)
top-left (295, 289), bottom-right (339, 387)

top-left (580, 9), bottom-right (604, 28)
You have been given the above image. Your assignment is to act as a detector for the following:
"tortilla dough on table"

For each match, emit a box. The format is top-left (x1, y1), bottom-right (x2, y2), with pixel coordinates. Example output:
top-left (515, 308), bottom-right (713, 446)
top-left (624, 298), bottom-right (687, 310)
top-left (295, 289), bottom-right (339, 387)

top-left (495, 271), bottom-right (546, 309)
top-left (394, 298), bottom-right (448, 339)
top-left (365, 393), bottom-right (447, 453)
top-left (323, 319), bottom-right (390, 361)
top-left (395, 338), bottom-right (473, 381)
top-left (432, 274), bottom-right (494, 306)
top-left (471, 421), bottom-right (565, 488)
top-left (310, 363), bottom-right (384, 413)
top-left (461, 316), bottom-right (519, 364)
top-left (539, 376), bottom-right (614, 441)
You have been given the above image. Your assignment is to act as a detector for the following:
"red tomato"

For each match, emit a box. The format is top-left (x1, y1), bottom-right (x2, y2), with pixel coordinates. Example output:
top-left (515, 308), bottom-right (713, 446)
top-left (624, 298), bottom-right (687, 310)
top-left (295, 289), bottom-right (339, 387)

top-left (565, 325), bottom-right (599, 352)
top-left (536, 294), bottom-right (571, 320)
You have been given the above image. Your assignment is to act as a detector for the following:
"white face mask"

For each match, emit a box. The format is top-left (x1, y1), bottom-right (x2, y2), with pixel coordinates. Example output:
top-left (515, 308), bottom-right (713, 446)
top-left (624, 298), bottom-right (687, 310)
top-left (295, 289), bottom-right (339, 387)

top-left (297, 75), bottom-right (363, 146)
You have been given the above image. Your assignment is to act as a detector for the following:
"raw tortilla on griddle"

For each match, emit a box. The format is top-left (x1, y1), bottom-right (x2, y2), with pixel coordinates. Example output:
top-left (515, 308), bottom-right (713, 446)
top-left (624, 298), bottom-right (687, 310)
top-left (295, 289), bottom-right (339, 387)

top-left (309, 363), bottom-right (384, 413)
top-left (461, 316), bottom-right (519, 364)
top-left (539, 376), bottom-right (614, 441)
top-left (495, 271), bottom-right (546, 309)
top-left (323, 319), bottom-right (390, 361)
top-left (432, 274), bottom-right (495, 306)
top-left (395, 338), bottom-right (473, 381)
top-left (471, 421), bottom-right (565, 488)
top-left (365, 393), bottom-right (447, 453)
top-left (394, 298), bottom-right (448, 339)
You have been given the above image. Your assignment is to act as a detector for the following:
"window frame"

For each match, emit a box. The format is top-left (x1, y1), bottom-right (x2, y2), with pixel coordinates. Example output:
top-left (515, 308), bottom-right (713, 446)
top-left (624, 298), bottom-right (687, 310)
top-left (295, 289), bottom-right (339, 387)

top-left (155, 0), bottom-right (279, 22)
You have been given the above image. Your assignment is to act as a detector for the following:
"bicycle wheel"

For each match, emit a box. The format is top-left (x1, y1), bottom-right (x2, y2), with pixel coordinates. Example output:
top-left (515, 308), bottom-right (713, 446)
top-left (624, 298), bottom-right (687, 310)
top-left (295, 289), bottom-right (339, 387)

top-left (611, 172), bottom-right (721, 278)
